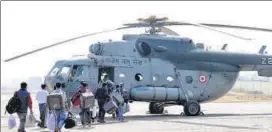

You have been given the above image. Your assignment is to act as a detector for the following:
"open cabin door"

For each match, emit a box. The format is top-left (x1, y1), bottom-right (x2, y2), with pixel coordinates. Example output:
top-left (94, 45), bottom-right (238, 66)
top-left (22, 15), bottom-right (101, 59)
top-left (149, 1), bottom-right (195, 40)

top-left (98, 66), bottom-right (115, 84)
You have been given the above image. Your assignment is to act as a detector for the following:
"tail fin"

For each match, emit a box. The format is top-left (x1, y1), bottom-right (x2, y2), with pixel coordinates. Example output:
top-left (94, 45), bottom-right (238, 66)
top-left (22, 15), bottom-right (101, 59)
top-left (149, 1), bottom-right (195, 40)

top-left (258, 45), bottom-right (266, 54)
top-left (221, 44), bottom-right (228, 50)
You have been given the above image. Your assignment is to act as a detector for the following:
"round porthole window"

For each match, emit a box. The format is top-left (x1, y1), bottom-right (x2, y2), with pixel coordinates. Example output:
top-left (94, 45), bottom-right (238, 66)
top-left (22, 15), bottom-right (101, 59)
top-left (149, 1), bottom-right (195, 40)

top-left (186, 76), bottom-right (193, 84)
top-left (135, 73), bottom-right (143, 81)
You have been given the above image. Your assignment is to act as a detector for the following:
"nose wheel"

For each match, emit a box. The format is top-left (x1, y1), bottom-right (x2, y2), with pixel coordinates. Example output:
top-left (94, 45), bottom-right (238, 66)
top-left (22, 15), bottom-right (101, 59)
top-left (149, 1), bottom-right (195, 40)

top-left (183, 100), bottom-right (201, 116)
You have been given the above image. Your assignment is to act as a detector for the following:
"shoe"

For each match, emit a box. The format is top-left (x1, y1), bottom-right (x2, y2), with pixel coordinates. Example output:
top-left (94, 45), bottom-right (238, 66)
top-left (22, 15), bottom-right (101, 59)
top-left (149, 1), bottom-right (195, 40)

top-left (88, 123), bottom-right (91, 127)
top-left (82, 123), bottom-right (86, 128)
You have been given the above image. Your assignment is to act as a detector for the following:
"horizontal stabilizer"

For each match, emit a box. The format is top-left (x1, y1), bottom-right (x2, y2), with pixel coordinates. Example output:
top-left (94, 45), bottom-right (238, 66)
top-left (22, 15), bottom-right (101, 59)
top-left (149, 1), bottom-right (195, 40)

top-left (258, 45), bottom-right (267, 54)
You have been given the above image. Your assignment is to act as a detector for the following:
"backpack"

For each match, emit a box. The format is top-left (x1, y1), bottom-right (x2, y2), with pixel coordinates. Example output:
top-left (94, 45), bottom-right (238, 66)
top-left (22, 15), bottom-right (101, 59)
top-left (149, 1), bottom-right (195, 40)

top-left (47, 93), bottom-right (64, 110)
top-left (64, 112), bottom-right (76, 129)
top-left (6, 92), bottom-right (21, 114)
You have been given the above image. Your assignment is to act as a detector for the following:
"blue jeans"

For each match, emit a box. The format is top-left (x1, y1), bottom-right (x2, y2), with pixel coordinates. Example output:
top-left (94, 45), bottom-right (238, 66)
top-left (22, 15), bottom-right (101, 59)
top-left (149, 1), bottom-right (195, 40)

top-left (39, 104), bottom-right (46, 118)
top-left (53, 109), bottom-right (66, 130)
top-left (118, 105), bottom-right (124, 121)
top-left (79, 108), bottom-right (91, 125)
top-left (17, 112), bottom-right (27, 132)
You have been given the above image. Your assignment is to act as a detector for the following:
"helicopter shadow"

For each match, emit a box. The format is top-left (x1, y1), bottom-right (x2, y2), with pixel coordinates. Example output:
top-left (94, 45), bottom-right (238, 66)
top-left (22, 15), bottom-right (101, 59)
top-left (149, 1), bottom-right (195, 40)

top-left (115, 113), bottom-right (272, 121)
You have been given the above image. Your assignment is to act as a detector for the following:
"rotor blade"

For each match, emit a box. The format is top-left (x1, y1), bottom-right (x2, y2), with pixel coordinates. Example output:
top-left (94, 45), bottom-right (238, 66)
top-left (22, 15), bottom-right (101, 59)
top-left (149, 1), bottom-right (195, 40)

top-left (165, 22), bottom-right (272, 33)
top-left (169, 21), bottom-right (252, 40)
top-left (160, 26), bottom-right (179, 36)
top-left (4, 27), bottom-right (129, 62)
top-left (197, 23), bottom-right (272, 33)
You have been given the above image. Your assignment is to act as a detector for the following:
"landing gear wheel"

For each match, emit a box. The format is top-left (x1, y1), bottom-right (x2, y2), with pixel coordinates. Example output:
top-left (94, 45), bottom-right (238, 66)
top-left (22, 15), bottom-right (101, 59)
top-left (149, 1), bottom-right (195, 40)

top-left (183, 101), bottom-right (201, 116)
top-left (112, 113), bottom-right (116, 118)
top-left (149, 102), bottom-right (164, 114)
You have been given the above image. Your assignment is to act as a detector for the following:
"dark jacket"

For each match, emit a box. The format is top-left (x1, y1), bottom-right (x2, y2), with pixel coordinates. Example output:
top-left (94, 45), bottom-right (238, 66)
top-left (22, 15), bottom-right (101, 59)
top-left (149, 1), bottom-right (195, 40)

top-left (95, 88), bottom-right (109, 100)
top-left (16, 89), bottom-right (32, 113)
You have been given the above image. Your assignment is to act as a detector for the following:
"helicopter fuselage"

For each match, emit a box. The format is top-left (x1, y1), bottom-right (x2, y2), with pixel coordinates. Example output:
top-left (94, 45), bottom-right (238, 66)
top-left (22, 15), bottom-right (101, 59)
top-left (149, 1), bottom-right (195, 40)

top-left (44, 34), bottom-right (271, 105)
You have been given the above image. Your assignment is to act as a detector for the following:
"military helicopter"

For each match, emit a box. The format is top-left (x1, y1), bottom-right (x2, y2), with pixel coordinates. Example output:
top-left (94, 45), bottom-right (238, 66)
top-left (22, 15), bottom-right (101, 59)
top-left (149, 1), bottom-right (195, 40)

top-left (4, 16), bottom-right (272, 116)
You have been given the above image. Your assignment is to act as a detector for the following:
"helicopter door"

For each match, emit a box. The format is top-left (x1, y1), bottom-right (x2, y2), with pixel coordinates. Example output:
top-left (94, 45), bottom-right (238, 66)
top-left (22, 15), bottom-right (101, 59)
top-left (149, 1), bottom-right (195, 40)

top-left (98, 67), bottom-right (114, 83)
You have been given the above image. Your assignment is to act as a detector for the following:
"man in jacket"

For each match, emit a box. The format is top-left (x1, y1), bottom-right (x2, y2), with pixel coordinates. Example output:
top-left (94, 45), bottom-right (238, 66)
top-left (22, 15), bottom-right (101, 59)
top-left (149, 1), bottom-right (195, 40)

top-left (16, 82), bottom-right (33, 132)
top-left (95, 83), bottom-right (109, 123)
top-left (51, 82), bottom-right (69, 132)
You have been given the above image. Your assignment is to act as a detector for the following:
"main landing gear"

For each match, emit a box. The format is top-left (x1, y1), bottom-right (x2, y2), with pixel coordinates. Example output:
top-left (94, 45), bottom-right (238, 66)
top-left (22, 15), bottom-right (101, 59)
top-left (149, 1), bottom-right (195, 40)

top-left (149, 102), bottom-right (164, 114)
top-left (148, 101), bottom-right (203, 116)
top-left (182, 100), bottom-right (202, 116)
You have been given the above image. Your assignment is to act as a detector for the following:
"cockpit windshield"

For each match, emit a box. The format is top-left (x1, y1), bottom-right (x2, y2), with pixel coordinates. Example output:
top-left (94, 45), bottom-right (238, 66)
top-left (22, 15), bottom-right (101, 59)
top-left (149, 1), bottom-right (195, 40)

top-left (49, 67), bottom-right (60, 77)
top-left (58, 66), bottom-right (71, 79)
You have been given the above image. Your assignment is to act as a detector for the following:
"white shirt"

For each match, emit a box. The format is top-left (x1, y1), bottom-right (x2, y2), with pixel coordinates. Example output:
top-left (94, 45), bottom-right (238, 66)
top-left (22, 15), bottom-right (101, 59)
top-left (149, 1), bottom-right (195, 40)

top-left (36, 89), bottom-right (49, 104)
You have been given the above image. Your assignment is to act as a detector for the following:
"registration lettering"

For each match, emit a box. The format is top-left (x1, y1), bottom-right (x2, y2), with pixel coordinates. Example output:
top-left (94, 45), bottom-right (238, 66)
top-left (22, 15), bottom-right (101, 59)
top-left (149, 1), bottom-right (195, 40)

top-left (262, 58), bottom-right (272, 65)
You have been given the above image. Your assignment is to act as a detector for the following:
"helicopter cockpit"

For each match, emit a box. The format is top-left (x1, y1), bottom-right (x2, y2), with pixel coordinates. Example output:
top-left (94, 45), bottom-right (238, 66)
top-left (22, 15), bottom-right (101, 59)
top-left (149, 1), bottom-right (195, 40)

top-left (44, 59), bottom-right (94, 96)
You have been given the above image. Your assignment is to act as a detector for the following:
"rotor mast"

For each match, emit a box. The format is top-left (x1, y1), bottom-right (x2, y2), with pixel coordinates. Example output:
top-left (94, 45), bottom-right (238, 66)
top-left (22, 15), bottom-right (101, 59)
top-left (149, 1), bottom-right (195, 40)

top-left (137, 16), bottom-right (168, 34)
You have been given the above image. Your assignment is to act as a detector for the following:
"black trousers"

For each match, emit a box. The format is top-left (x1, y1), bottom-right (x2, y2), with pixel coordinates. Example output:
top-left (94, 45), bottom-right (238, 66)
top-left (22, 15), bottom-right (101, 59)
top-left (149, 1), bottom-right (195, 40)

top-left (98, 99), bottom-right (106, 120)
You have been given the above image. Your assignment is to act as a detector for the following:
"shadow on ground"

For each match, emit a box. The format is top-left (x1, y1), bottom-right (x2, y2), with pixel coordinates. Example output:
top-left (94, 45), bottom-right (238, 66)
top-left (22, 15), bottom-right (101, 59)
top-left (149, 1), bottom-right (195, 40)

top-left (112, 113), bottom-right (272, 121)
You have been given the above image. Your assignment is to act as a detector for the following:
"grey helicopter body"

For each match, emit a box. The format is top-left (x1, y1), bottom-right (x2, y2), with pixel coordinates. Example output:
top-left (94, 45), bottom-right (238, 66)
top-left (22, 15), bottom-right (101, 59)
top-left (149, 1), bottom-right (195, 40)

top-left (5, 16), bottom-right (272, 116)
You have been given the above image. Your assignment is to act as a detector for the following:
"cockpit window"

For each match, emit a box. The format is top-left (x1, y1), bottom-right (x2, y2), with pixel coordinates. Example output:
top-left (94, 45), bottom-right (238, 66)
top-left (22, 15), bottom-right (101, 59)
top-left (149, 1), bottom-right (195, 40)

top-left (49, 67), bottom-right (60, 76)
top-left (71, 65), bottom-right (89, 78)
top-left (58, 66), bottom-right (71, 79)
top-left (75, 66), bottom-right (84, 77)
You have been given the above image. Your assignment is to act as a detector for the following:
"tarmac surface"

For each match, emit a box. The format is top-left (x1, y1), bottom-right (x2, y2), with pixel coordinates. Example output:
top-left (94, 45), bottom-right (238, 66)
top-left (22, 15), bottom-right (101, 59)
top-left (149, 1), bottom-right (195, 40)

top-left (1, 93), bottom-right (272, 132)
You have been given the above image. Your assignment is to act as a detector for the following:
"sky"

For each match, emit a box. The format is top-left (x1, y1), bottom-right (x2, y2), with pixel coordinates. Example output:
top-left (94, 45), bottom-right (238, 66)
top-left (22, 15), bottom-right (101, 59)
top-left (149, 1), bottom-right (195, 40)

top-left (1, 1), bottom-right (272, 87)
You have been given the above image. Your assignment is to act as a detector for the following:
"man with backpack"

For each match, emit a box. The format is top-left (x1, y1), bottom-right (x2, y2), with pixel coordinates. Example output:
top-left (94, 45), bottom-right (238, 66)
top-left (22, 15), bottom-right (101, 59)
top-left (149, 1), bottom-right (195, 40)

top-left (9, 82), bottom-right (33, 132)
top-left (50, 82), bottom-right (69, 132)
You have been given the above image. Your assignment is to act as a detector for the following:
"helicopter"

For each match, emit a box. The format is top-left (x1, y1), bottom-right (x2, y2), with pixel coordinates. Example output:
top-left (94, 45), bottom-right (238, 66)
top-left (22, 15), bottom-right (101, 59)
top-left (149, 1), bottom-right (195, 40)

top-left (4, 16), bottom-right (272, 116)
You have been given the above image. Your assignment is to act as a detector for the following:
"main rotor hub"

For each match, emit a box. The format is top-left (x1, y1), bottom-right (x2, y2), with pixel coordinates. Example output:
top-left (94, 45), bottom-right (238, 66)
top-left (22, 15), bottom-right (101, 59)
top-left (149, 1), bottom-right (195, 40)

top-left (124, 16), bottom-right (170, 35)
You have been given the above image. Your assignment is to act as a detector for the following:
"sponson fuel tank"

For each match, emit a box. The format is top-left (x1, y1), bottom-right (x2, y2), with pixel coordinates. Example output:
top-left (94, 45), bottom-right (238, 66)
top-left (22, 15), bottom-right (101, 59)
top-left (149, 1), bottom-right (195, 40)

top-left (130, 86), bottom-right (183, 102)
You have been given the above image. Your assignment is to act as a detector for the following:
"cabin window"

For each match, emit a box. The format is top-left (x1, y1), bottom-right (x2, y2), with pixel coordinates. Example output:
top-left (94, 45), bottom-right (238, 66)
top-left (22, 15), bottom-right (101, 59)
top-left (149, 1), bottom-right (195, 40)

top-left (153, 76), bottom-right (157, 81)
top-left (135, 73), bottom-right (143, 81)
top-left (153, 74), bottom-right (160, 82)
top-left (186, 76), bottom-right (193, 84)
top-left (166, 76), bottom-right (174, 82)
top-left (119, 73), bottom-right (125, 78)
